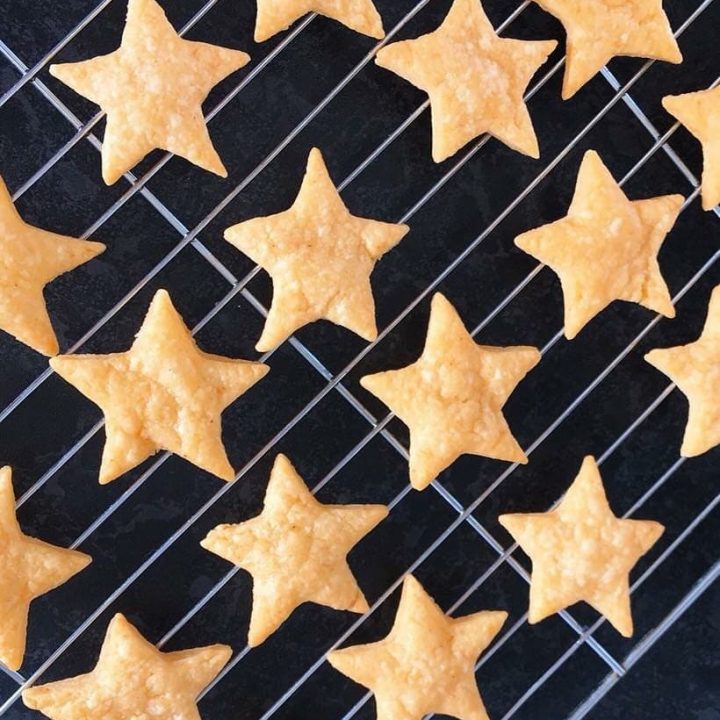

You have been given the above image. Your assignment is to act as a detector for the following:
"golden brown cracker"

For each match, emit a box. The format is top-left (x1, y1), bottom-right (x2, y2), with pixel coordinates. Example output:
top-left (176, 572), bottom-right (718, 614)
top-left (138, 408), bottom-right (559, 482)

top-left (224, 148), bottom-right (408, 352)
top-left (645, 285), bottom-right (720, 456)
top-left (360, 293), bottom-right (540, 490)
top-left (515, 150), bottom-right (683, 339)
top-left (23, 613), bottom-right (231, 719)
top-left (50, 0), bottom-right (249, 184)
top-left (663, 86), bottom-right (720, 210)
top-left (375, 0), bottom-right (557, 162)
top-left (0, 176), bottom-right (104, 356)
top-left (499, 456), bottom-right (664, 636)
top-left (201, 453), bottom-right (387, 646)
top-left (0, 467), bottom-right (91, 671)
top-left (328, 575), bottom-right (507, 720)
top-left (255, 0), bottom-right (385, 42)
top-left (533, 0), bottom-right (681, 99)
top-left (50, 289), bottom-right (268, 484)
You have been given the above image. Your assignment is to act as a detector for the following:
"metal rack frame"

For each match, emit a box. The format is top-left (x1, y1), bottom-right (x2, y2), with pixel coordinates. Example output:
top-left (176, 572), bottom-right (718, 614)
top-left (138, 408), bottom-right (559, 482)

top-left (0, 0), bottom-right (718, 718)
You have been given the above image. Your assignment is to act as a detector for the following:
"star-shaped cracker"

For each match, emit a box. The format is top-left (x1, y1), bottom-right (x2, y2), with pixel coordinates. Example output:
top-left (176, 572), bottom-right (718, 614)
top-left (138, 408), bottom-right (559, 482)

top-left (49, 0), bottom-right (250, 184)
top-left (515, 150), bottom-right (683, 339)
top-left (663, 86), bottom-right (720, 211)
top-left (225, 148), bottom-right (408, 351)
top-left (645, 285), bottom-right (720, 457)
top-left (0, 176), bottom-right (105, 356)
top-left (532, 0), bottom-right (682, 99)
top-left (360, 293), bottom-right (540, 490)
top-left (499, 456), bottom-right (664, 636)
top-left (374, 0), bottom-right (557, 162)
top-left (201, 453), bottom-right (387, 646)
top-left (50, 289), bottom-right (268, 484)
top-left (254, 0), bottom-right (385, 42)
top-left (328, 575), bottom-right (507, 720)
top-left (0, 467), bottom-right (91, 671)
top-left (23, 613), bottom-right (230, 720)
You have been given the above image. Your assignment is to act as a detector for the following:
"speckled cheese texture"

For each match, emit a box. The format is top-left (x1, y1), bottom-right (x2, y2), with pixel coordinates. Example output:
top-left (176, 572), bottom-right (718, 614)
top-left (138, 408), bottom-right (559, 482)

top-left (328, 575), bottom-right (507, 720)
top-left (49, 289), bottom-right (268, 484)
top-left (515, 150), bottom-right (683, 339)
top-left (532, 0), bottom-right (682, 99)
top-left (22, 613), bottom-right (231, 720)
top-left (0, 176), bottom-right (105, 356)
top-left (645, 285), bottom-right (720, 457)
top-left (360, 293), bottom-right (540, 490)
top-left (201, 454), bottom-right (387, 646)
top-left (224, 148), bottom-right (408, 352)
top-left (0, 467), bottom-right (91, 672)
top-left (375, 0), bottom-right (557, 162)
top-left (663, 86), bottom-right (720, 211)
top-left (499, 456), bottom-right (664, 637)
top-left (49, 0), bottom-right (250, 185)
top-left (254, 0), bottom-right (385, 42)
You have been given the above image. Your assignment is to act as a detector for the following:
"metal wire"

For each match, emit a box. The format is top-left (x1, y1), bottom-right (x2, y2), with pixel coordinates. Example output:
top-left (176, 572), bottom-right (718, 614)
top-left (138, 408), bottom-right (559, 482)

top-left (0, 0), bottom-right (718, 718)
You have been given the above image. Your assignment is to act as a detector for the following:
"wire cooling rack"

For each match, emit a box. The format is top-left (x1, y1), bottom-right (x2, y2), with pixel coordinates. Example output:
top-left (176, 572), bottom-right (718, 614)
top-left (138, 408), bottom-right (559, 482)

top-left (0, 0), bottom-right (718, 718)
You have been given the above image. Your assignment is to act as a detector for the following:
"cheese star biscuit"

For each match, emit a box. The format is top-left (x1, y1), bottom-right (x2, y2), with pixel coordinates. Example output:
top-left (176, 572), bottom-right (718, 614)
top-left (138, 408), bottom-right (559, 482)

top-left (532, 0), bottom-right (682, 99)
top-left (328, 575), bottom-right (507, 720)
top-left (500, 456), bottom-right (664, 636)
top-left (50, 289), bottom-right (268, 484)
top-left (254, 0), bottom-right (385, 42)
top-left (515, 150), bottom-right (683, 339)
top-left (0, 176), bottom-right (105, 356)
top-left (202, 454), bottom-right (387, 646)
top-left (375, 0), bottom-right (557, 162)
top-left (50, 0), bottom-right (250, 184)
top-left (0, 467), bottom-right (91, 671)
top-left (23, 614), bottom-right (230, 720)
top-left (361, 293), bottom-right (540, 490)
top-left (645, 285), bottom-right (720, 457)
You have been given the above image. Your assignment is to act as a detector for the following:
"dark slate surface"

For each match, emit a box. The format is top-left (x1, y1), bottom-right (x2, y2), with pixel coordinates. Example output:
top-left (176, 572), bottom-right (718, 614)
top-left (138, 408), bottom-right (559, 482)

top-left (0, 0), bottom-right (718, 719)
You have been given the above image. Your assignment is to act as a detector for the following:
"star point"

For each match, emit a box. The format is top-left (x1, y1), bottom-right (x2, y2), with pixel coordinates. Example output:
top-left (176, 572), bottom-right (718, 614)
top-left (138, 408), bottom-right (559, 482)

top-left (50, 289), bottom-right (268, 484)
top-left (499, 456), bottom-right (664, 636)
top-left (225, 148), bottom-right (408, 351)
top-left (663, 86), bottom-right (720, 211)
top-left (22, 613), bottom-right (231, 720)
top-left (645, 285), bottom-right (720, 457)
top-left (201, 453), bottom-right (387, 646)
top-left (0, 176), bottom-right (105, 356)
top-left (361, 293), bottom-right (540, 490)
top-left (532, 0), bottom-right (682, 99)
top-left (0, 467), bottom-right (91, 671)
top-left (254, 0), bottom-right (385, 42)
top-left (328, 575), bottom-right (507, 720)
top-left (515, 150), bottom-right (683, 338)
top-left (375, 0), bottom-right (557, 162)
top-left (49, 0), bottom-right (250, 184)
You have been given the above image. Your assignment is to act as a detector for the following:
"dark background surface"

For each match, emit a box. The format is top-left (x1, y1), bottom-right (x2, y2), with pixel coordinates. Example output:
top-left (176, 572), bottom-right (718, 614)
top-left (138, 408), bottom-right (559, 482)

top-left (0, 0), bottom-right (718, 718)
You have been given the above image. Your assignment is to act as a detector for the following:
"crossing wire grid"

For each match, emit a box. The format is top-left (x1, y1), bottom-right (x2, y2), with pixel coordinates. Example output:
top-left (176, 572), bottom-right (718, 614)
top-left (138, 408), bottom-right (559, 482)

top-left (0, 0), bottom-right (718, 718)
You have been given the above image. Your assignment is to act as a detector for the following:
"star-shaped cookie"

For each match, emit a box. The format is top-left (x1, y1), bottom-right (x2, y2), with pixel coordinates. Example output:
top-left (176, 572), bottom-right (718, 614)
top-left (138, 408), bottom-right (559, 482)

top-left (23, 613), bottom-right (231, 720)
top-left (328, 575), bottom-right (507, 720)
top-left (645, 285), bottom-right (720, 457)
top-left (254, 0), bottom-right (385, 42)
top-left (360, 293), bottom-right (540, 490)
top-left (375, 0), bottom-right (557, 162)
top-left (515, 150), bottom-right (683, 339)
top-left (50, 289), bottom-right (268, 484)
top-left (0, 176), bottom-right (105, 356)
top-left (0, 467), bottom-right (91, 671)
top-left (225, 148), bottom-right (408, 351)
top-left (663, 86), bottom-right (720, 210)
top-left (499, 456), bottom-right (664, 636)
top-left (50, 0), bottom-right (250, 184)
top-left (201, 453), bottom-right (387, 646)
top-left (532, 0), bottom-right (682, 99)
